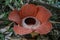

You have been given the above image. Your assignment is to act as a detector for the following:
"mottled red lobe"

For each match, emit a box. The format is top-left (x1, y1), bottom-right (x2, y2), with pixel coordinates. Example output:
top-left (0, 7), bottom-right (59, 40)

top-left (19, 4), bottom-right (38, 19)
top-left (13, 25), bottom-right (32, 35)
top-left (8, 9), bottom-right (21, 24)
top-left (36, 6), bottom-right (52, 23)
top-left (35, 22), bottom-right (52, 34)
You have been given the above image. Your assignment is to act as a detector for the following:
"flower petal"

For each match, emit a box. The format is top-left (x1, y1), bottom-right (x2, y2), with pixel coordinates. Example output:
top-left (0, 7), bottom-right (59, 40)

top-left (13, 25), bottom-right (32, 35)
top-left (19, 4), bottom-right (37, 19)
top-left (8, 9), bottom-right (21, 24)
top-left (36, 6), bottom-right (52, 23)
top-left (35, 22), bottom-right (52, 34)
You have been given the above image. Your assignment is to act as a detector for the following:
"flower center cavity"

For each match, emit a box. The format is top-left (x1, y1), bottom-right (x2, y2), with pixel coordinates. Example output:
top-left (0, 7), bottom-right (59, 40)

top-left (22, 17), bottom-right (40, 29)
top-left (25, 18), bottom-right (36, 25)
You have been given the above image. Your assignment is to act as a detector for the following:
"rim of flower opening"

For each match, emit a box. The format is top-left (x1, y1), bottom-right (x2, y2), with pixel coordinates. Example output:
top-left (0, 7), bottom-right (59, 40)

top-left (22, 16), bottom-right (40, 29)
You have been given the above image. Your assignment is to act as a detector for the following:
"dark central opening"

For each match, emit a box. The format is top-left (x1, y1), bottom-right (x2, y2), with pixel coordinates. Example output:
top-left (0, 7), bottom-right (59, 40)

top-left (25, 18), bottom-right (36, 25)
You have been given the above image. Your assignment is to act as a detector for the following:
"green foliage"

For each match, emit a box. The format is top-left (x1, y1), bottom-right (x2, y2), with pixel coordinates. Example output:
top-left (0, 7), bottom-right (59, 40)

top-left (2, 12), bottom-right (9, 19)
top-left (0, 33), bottom-right (5, 40)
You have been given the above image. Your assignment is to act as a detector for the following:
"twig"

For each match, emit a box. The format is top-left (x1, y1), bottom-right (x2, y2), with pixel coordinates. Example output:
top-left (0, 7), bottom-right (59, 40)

top-left (30, 1), bottom-right (60, 10)
top-left (20, 0), bottom-right (24, 5)
top-left (8, 22), bottom-right (14, 26)
top-left (50, 21), bottom-right (60, 24)
top-left (7, 4), bottom-right (14, 10)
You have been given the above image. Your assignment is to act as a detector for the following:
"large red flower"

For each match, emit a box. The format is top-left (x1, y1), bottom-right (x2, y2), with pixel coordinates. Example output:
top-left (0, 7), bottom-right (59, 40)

top-left (8, 4), bottom-right (52, 35)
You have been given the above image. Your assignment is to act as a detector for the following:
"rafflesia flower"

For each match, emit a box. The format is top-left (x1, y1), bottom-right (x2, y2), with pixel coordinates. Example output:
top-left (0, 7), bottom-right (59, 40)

top-left (8, 4), bottom-right (52, 35)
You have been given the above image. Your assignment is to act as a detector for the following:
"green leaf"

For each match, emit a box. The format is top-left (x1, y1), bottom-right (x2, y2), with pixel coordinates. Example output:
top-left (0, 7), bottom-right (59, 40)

top-left (0, 14), bottom-right (5, 19)
top-left (5, 0), bottom-right (10, 5)
top-left (8, 28), bottom-right (13, 32)
top-left (2, 12), bottom-right (8, 19)
top-left (0, 33), bottom-right (5, 40)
